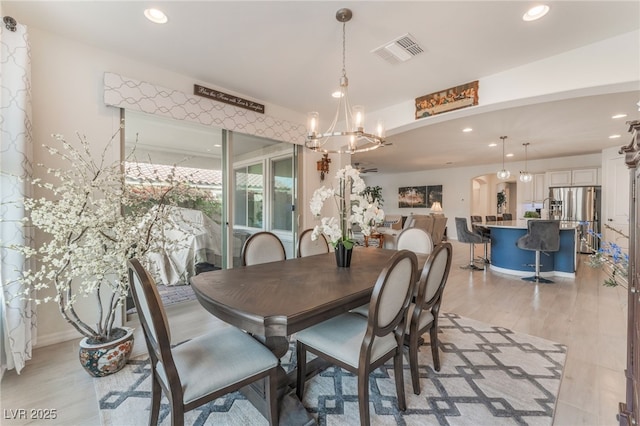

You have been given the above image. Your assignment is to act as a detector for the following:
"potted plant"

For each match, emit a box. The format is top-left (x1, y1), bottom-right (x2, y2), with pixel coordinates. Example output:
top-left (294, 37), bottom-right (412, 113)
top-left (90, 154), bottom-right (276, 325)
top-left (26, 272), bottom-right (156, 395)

top-left (309, 166), bottom-right (384, 266)
top-left (497, 190), bottom-right (507, 213)
top-left (3, 125), bottom-right (200, 377)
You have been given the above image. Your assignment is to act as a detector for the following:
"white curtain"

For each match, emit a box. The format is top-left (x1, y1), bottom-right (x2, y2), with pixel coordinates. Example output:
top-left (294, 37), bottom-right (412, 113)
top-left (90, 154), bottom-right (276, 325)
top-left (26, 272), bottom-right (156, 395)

top-left (0, 18), bottom-right (35, 375)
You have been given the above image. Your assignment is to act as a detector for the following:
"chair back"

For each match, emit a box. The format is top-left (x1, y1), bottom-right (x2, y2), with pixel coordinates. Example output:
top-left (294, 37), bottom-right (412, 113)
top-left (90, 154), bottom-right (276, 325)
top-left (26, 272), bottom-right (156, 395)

top-left (502, 213), bottom-right (513, 220)
top-left (470, 215), bottom-right (482, 223)
top-left (431, 216), bottom-right (448, 243)
top-left (396, 228), bottom-right (434, 255)
top-left (127, 259), bottom-right (181, 395)
top-left (241, 231), bottom-right (286, 266)
top-left (518, 220), bottom-right (561, 252)
top-left (414, 243), bottom-right (453, 316)
top-left (486, 215), bottom-right (497, 222)
top-left (298, 229), bottom-right (329, 257)
top-left (368, 250), bottom-right (418, 336)
top-left (455, 217), bottom-right (481, 244)
top-left (412, 214), bottom-right (435, 235)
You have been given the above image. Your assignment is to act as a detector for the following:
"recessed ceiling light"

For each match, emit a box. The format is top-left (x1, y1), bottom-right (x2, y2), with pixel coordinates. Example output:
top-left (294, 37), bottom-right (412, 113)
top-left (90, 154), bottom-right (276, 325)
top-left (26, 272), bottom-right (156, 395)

top-left (609, 134), bottom-right (622, 139)
top-left (612, 114), bottom-right (627, 119)
top-left (462, 127), bottom-right (473, 133)
top-left (144, 8), bottom-right (168, 24)
top-left (489, 143), bottom-right (497, 147)
top-left (523, 5), bottom-right (550, 21)
top-left (332, 91), bottom-right (344, 98)
top-left (213, 144), bottom-right (221, 147)
top-left (506, 153), bottom-right (514, 157)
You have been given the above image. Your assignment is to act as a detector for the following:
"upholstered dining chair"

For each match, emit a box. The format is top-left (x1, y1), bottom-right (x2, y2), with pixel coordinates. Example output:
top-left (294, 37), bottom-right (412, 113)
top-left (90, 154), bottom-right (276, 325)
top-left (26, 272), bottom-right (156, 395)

top-left (431, 215), bottom-right (448, 244)
top-left (406, 242), bottom-right (453, 395)
top-left (127, 259), bottom-right (279, 426)
top-left (502, 213), bottom-right (513, 220)
top-left (485, 215), bottom-right (497, 222)
top-left (241, 231), bottom-right (286, 266)
top-left (297, 228), bottom-right (329, 257)
top-left (296, 250), bottom-right (418, 426)
top-left (396, 227), bottom-right (434, 255)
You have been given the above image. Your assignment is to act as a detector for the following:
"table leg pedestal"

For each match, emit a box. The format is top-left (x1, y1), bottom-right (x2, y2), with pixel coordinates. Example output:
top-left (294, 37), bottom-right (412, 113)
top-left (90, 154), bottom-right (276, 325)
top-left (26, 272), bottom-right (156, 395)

top-left (245, 334), bottom-right (316, 425)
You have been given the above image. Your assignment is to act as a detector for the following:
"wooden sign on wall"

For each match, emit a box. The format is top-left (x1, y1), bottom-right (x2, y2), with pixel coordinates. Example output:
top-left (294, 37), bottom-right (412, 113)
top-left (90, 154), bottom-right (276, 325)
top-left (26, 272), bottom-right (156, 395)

top-left (194, 84), bottom-right (265, 114)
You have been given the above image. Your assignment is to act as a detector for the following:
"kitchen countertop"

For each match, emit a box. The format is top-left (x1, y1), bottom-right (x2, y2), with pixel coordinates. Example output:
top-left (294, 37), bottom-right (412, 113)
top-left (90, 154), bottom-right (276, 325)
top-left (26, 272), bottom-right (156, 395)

top-left (484, 220), bottom-right (579, 230)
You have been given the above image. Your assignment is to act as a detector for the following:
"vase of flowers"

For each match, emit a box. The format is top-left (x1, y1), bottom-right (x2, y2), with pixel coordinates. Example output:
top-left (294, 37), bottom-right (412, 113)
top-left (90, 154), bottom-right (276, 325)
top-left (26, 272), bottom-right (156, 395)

top-left (584, 224), bottom-right (629, 288)
top-left (3, 124), bottom-right (206, 376)
top-left (309, 165), bottom-right (384, 267)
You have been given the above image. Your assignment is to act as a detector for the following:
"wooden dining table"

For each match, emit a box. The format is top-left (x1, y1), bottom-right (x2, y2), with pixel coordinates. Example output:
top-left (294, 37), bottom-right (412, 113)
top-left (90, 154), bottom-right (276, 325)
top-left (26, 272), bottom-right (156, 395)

top-left (190, 246), bottom-right (429, 424)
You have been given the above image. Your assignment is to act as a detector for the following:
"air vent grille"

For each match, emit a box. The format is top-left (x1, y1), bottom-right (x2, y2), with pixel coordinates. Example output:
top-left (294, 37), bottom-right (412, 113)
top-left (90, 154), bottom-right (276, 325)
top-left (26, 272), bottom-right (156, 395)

top-left (372, 33), bottom-right (424, 64)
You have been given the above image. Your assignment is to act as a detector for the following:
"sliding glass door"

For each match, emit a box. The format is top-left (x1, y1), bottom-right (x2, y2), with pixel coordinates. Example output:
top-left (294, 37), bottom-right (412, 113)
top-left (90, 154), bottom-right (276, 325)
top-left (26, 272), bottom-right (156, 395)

top-left (230, 132), bottom-right (296, 265)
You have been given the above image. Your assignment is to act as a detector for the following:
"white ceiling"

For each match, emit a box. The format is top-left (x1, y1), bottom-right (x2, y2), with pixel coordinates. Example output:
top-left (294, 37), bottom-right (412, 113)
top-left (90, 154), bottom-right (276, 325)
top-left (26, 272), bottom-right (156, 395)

top-left (4, 1), bottom-right (640, 174)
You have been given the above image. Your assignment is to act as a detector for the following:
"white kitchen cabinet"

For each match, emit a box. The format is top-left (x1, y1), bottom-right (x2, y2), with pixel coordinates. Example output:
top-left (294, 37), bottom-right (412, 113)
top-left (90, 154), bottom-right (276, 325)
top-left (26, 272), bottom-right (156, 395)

top-left (572, 168), bottom-right (598, 186)
top-left (547, 168), bottom-right (599, 187)
top-left (547, 170), bottom-right (572, 187)
top-left (533, 173), bottom-right (546, 202)
top-left (521, 173), bottom-right (547, 203)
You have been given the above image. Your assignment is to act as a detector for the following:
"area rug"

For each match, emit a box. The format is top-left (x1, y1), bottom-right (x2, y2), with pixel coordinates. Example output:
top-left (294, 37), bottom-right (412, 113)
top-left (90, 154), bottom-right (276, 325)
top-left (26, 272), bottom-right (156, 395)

top-left (94, 313), bottom-right (567, 425)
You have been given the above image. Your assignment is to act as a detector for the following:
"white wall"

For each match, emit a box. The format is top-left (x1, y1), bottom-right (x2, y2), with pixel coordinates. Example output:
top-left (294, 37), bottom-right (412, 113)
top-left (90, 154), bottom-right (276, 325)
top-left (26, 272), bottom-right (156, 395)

top-left (362, 153), bottom-right (602, 240)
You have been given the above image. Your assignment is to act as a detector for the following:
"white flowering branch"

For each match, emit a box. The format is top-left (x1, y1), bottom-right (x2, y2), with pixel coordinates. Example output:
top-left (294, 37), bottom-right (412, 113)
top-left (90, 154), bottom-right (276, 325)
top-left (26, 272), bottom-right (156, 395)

top-left (2, 125), bottom-right (208, 343)
top-left (309, 165), bottom-right (384, 249)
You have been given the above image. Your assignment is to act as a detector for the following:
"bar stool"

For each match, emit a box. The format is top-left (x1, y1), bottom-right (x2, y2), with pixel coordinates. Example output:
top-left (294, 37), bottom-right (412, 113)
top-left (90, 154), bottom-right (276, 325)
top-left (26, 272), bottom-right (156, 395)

top-left (455, 217), bottom-right (490, 270)
top-left (516, 220), bottom-right (560, 283)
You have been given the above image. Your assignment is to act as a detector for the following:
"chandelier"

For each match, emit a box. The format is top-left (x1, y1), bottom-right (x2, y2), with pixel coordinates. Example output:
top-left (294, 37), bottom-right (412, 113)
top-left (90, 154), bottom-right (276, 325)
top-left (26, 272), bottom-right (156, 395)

top-left (496, 136), bottom-right (510, 180)
top-left (305, 8), bottom-right (385, 154)
top-left (519, 142), bottom-right (532, 183)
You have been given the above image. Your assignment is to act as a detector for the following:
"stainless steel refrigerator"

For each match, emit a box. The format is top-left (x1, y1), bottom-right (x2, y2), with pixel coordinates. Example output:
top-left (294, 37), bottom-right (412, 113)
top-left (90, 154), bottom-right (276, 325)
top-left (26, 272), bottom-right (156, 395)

top-left (549, 186), bottom-right (601, 253)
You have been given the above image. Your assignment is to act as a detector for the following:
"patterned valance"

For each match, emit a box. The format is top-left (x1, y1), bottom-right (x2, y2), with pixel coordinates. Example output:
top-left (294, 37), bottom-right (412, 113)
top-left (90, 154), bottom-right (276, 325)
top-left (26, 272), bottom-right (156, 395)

top-left (103, 72), bottom-right (305, 144)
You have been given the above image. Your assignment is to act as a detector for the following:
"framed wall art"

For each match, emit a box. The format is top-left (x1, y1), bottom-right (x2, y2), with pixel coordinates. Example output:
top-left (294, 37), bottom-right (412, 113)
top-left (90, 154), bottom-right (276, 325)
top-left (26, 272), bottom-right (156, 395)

top-left (415, 80), bottom-right (479, 119)
top-left (398, 186), bottom-right (427, 208)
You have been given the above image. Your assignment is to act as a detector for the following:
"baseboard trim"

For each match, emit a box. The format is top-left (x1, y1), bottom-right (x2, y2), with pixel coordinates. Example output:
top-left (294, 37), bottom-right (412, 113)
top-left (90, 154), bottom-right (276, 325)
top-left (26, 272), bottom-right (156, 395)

top-left (34, 328), bottom-right (80, 348)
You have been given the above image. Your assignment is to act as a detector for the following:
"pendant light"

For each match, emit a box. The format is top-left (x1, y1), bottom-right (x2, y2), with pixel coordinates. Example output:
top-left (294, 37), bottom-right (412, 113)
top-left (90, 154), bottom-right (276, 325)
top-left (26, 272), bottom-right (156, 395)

top-left (305, 8), bottom-right (385, 154)
top-left (496, 136), bottom-right (510, 180)
top-left (519, 142), bottom-right (533, 183)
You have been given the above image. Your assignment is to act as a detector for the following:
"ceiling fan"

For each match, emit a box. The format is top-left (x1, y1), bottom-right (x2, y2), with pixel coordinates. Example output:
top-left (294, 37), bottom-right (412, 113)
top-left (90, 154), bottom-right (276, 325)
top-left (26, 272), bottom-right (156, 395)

top-left (353, 162), bottom-right (378, 173)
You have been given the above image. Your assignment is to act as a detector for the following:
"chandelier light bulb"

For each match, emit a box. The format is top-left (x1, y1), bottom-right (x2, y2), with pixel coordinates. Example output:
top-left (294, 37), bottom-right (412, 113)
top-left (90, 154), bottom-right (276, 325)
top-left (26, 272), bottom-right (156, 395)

top-left (520, 172), bottom-right (533, 183)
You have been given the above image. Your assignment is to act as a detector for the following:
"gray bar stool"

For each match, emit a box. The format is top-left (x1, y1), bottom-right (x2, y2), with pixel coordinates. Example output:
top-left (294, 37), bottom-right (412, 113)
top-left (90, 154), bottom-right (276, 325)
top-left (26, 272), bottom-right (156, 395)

top-left (516, 220), bottom-right (560, 283)
top-left (455, 217), bottom-right (490, 270)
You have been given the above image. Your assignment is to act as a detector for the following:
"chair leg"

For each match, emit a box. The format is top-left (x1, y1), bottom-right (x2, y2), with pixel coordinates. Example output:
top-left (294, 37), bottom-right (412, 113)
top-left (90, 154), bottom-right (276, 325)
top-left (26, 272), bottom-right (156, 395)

top-left (394, 350), bottom-right (407, 411)
top-left (170, 399), bottom-right (184, 426)
top-left (429, 325), bottom-right (440, 372)
top-left (409, 332), bottom-right (421, 395)
top-left (149, 374), bottom-right (161, 426)
top-left (266, 368), bottom-right (279, 426)
top-left (296, 340), bottom-right (307, 401)
top-left (358, 367), bottom-right (371, 426)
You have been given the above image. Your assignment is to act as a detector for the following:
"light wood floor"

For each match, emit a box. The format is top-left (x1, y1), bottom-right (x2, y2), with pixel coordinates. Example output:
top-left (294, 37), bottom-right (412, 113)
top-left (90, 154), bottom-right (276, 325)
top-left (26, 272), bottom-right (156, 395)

top-left (1, 240), bottom-right (628, 425)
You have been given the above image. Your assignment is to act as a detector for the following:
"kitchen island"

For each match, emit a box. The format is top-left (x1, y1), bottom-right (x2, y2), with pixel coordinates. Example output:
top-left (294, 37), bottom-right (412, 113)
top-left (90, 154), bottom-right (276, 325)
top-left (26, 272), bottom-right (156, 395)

top-left (485, 220), bottom-right (577, 278)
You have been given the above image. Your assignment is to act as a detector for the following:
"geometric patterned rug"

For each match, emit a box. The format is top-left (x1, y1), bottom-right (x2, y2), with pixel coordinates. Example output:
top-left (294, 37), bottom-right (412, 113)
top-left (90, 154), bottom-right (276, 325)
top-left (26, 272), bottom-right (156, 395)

top-left (94, 313), bottom-right (567, 425)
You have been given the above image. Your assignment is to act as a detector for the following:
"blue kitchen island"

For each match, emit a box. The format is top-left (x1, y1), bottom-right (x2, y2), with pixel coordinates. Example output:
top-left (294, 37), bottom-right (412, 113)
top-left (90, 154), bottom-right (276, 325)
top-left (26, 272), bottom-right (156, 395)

top-left (485, 220), bottom-right (577, 278)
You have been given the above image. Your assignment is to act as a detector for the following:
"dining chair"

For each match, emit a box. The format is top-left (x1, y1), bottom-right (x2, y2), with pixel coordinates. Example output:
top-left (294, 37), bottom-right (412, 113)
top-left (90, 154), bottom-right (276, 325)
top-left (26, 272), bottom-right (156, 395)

top-left (470, 215), bottom-right (491, 238)
top-left (295, 250), bottom-right (418, 426)
top-left (241, 231), bottom-right (286, 266)
top-left (297, 228), bottom-right (329, 257)
top-left (127, 259), bottom-right (279, 426)
top-left (406, 242), bottom-right (453, 394)
top-left (502, 213), bottom-right (513, 220)
top-left (396, 227), bottom-right (434, 255)
top-left (485, 215), bottom-right (497, 222)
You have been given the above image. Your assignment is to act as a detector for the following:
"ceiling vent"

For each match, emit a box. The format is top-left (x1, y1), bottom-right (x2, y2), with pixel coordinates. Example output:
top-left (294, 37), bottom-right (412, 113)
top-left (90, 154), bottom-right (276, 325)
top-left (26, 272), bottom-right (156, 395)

top-left (372, 33), bottom-right (424, 64)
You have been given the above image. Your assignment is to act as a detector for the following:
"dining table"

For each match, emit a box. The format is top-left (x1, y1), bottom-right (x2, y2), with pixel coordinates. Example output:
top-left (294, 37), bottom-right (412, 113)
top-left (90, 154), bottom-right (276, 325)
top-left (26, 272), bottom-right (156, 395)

top-left (190, 246), bottom-right (429, 425)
